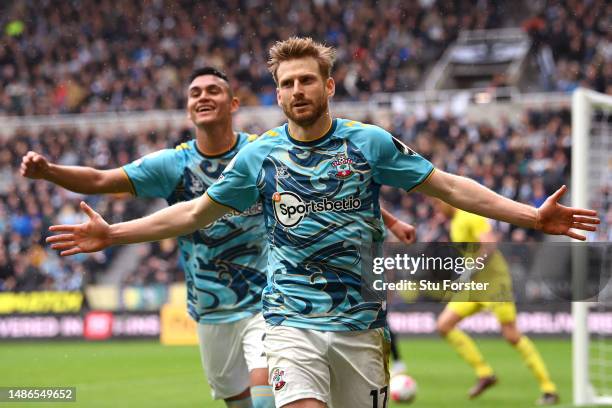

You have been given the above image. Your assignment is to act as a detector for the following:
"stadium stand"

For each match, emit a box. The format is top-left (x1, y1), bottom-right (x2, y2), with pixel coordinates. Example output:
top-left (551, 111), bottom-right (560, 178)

top-left (2, 0), bottom-right (607, 116)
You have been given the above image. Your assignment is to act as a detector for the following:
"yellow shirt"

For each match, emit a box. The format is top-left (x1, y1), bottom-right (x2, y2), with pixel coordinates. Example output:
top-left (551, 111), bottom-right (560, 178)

top-left (450, 210), bottom-right (512, 300)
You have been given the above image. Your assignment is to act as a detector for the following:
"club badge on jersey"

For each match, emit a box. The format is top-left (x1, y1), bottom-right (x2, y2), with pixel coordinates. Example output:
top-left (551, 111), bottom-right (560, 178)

top-left (329, 153), bottom-right (354, 179)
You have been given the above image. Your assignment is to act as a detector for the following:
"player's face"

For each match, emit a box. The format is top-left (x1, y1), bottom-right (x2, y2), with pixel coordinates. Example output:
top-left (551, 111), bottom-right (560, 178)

top-left (276, 57), bottom-right (335, 127)
top-left (187, 75), bottom-right (238, 127)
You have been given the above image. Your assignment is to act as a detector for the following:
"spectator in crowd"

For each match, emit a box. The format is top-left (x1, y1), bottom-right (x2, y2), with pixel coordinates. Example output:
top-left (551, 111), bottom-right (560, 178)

top-left (0, 0), bottom-right (507, 115)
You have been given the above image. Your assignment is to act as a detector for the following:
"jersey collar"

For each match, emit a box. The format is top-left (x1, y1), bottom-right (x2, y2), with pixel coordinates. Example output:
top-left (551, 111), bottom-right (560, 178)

top-left (285, 119), bottom-right (337, 147)
top-left (194, 132), bottom-right (241, 158)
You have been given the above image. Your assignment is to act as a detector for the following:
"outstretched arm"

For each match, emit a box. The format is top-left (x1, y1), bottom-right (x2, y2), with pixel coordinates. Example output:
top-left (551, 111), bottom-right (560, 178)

top-left (21, 151), bottom-right (132, 194)
top-left (416, 169), bottom-right (599, 240)
top-left (47, 193), bottom-right (230, 256)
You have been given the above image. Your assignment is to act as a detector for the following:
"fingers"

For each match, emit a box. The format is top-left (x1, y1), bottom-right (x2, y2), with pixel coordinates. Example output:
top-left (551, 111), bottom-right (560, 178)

top-left (48, 225), bottom-right (77, 233)
top-left (550, 185), bottom-right (568, 202)
top-left (572, 223), bottom-right (597, 232)
top-left (565, 230), bottom-right (586, 241)
top-left (570, 208), bottom-right (599, 217)
top-left (46, 233), bottom-right (75, 243)
top-left (60, 248), bottom-right (84, 257)
top-left (80, 201), bottom-right (98, 219)
top-left (573, 215), bottom-right (600, 224)
top-left (50, 242), bottom-right (77, 251)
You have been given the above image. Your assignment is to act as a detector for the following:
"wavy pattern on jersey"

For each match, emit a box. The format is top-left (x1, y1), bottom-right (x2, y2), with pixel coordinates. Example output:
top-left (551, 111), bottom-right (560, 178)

top-left (199, 158), bottom-right (227, 180)
top-left (165, 136), bottom-right (267, 324)
top-left (192, 224), bottom-right (256, 249)
top-left (250, 121), bottom-right (410, 331)
top-left (266, 155), bottom-right (343, 200)
top-left (193, 243), bottom-right (265, 299)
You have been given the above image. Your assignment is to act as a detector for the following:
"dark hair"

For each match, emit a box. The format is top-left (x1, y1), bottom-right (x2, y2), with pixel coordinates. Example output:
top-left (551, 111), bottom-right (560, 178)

top-left (188, 67), bottom-right (230, 84)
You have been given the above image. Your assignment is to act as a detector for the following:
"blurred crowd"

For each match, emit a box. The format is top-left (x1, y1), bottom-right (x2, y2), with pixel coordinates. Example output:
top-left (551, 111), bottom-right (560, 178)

top-left (2, 0), bottom-right (507, 115)
top-left (1, 0), bottom-right (609, 117)
top-left (524, 0), bottom-right (611, 94)
top-left (381, 107), bottom-right (574, 242)
top-left (0, 126), bottom-right (190, 292)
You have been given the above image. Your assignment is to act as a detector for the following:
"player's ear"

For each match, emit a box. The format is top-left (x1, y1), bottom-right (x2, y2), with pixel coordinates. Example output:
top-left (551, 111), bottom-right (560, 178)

top-left (326, 77), bottom-right (335, 98)
top-left (276, 86), bottom-right (282, 107)
top-left (230, 96), bottom-right (240, 113)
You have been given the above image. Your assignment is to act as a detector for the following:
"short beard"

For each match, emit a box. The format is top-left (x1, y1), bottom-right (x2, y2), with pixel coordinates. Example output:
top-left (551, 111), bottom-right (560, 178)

top-left (282, 97), bottom-right (328, 127)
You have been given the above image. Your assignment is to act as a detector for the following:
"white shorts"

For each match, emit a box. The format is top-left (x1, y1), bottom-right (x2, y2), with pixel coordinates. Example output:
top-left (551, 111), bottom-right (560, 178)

top-left (197, 313), bottom-right (268, 400)
top-left (265, 325), bottom-right (391, 408)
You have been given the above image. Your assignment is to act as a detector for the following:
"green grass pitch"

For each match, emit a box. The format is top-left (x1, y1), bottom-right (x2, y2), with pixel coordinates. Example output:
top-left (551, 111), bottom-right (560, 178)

top-left (0, 338), bottom-right (590, 407)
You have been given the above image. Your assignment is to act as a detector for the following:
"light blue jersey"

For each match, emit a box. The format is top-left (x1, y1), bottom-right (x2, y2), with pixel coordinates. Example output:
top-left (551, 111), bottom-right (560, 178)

top-left (123, 133), bottom-right (267, 324)
top-left (207, 119), bottom-right (434, 331)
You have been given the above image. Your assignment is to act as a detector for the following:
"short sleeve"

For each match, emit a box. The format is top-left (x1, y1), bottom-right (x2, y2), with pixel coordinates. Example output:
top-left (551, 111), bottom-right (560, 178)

top-left (206, 149), bottom-right (260, 212)
top-left (122, 149), bottom-right (182, 198)
top-left (368, 127), bottom-right (434, 190)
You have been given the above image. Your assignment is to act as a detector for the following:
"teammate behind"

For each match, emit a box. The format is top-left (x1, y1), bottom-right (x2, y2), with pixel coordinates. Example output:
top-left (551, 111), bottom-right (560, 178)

top-left (46, 38), bottom-right (599, 408)
top-left (434, 200), bottom-right (559, 405)
top-left (22, 67), bottom-right (275, 408)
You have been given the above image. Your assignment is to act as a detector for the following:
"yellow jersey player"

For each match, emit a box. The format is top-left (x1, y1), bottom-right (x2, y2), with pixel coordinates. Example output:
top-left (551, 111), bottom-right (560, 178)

top-left (434, 200), bottom-right (559, 405)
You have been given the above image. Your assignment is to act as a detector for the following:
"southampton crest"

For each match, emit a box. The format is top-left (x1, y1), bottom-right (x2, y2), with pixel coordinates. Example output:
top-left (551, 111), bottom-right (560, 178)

top-left (330, 154), bottom-right (353, 179)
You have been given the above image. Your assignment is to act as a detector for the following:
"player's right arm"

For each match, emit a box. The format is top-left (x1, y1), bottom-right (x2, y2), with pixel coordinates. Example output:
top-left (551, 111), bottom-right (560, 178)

top-left (47, 194), bottom-right (231, 256)
top-left (46, 138), bottom-right (266, 257)
top-left (20, 151), bottom-right (132, 194)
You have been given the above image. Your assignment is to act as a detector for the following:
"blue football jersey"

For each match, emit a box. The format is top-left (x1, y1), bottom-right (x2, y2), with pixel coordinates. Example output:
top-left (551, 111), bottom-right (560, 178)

top-left (123, 133), bottom-right (267, 324)
top-left (207, 119), bottom-right (434, 331)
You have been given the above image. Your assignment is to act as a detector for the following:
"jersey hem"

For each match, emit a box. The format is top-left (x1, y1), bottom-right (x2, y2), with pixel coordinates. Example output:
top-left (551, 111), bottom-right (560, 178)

top-left (205, 191), bottom-right (243, 213)
top-left (120, 167), bottom-right (137, 195)
top-left (406, 166), bottom-right (436, 193)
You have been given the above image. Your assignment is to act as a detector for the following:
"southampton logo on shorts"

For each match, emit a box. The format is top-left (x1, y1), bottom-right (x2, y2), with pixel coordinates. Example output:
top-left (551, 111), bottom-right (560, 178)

top-left (330, 153), bottom-right (354, 179)
top-left (271, 368), bottom-right (286, 391)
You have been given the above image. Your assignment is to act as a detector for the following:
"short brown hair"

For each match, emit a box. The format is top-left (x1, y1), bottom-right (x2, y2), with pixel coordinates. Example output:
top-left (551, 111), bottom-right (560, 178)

top-left (268, 37), bottom-right (336, 84)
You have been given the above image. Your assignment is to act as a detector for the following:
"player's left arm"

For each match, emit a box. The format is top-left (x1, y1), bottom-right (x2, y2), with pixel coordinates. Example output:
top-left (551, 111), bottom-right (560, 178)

top-left (415, 169), bottom-right (600, 240)
top-left (381, 208), bottom-right (416, 244)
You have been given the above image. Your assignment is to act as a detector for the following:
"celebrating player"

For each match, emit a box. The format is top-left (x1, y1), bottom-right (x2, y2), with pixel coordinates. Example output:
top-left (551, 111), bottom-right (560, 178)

top-left (434, 200), bottom-right (559, 405)
top-left (23, 67), bottom-right (275, 408)
top-left (46, 38), bottom-right (599, 408)
top-left (23, 64), bottom-right (411, 408)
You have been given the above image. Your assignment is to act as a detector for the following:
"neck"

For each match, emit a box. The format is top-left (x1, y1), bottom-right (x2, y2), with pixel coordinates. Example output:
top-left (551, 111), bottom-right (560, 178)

top-left (288, 111), bottom-right (333, 142)
top-left (194, 120), bottom-right (236, 156)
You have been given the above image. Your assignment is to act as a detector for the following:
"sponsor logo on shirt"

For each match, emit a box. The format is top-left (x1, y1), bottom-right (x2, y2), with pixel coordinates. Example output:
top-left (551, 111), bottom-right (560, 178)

top-left (272, 191), bottom-right (361, 228)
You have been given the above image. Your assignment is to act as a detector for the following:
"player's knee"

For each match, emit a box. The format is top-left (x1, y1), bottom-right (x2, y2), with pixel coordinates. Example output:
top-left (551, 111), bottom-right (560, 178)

top-left (501, 324), bottom-right (521, 344)
top-left (437, 318), bottom-right (452, 336)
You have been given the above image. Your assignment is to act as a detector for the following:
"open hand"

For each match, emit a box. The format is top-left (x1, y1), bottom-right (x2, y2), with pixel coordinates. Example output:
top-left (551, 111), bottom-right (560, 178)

top-left (46, 202), bottom-right (112, 256)
top-left (536, 185), bottom-right (600, 240)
